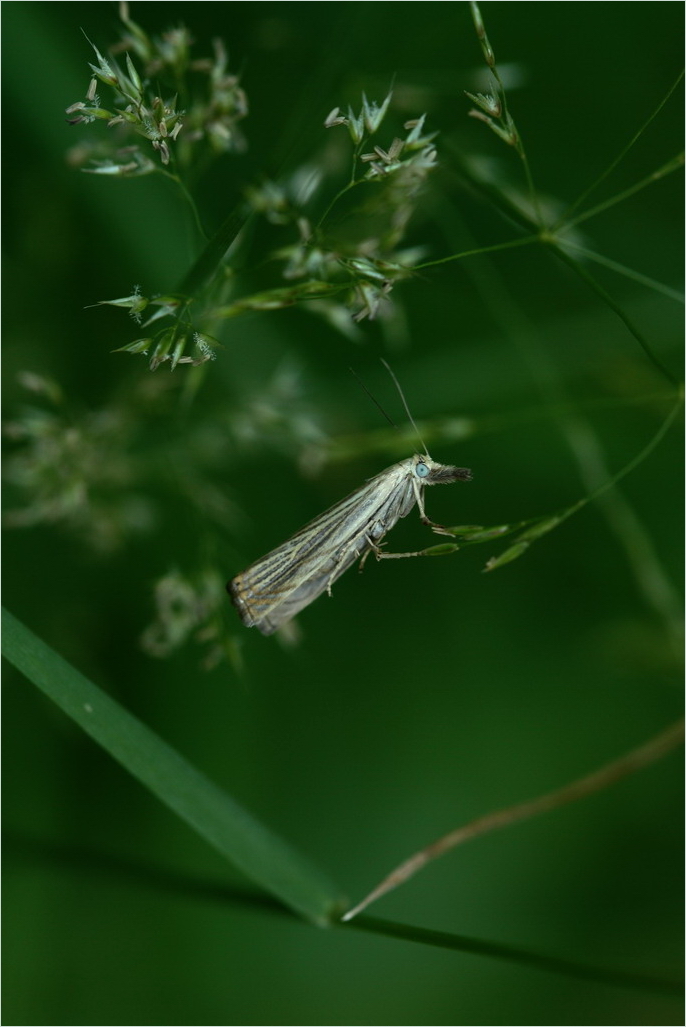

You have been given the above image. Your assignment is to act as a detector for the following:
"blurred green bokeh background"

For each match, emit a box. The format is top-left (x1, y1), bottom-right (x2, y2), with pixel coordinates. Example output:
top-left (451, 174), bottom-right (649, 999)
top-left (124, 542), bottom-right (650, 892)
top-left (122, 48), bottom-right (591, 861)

top-left (2, 2), bottom-right (683, 1024)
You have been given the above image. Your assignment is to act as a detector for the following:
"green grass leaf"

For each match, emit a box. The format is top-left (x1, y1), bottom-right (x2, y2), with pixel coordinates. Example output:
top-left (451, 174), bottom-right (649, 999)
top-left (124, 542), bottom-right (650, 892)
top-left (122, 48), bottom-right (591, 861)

top-left (1, 607), bottom-right (345, 926)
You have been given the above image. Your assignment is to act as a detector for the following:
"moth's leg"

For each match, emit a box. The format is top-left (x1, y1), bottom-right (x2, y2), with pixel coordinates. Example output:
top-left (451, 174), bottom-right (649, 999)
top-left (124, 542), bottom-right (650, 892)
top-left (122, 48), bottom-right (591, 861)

top-left (374, 547), bottom-right (428, 560)
top-left (356, 518), bottom-right (393, 573)
top-left (325, 535), bottom-right (366, 594)
top-left (362, 534), bottom-right (426, 561)
top-left (325, 550), bottom-right (348, 595)
top-left (358, 547), bottom-right (374, 573)
top-left (430, 522), bottom-right (454, 537)
top-left (413, 478), bottom-right (451, 535)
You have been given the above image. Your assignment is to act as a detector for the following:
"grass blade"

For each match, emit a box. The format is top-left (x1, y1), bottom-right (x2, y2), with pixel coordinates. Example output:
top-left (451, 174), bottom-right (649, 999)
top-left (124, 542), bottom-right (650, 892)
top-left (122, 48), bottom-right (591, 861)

top-left (1, 607), bottom-right (344, 925)
top-left (344, 916), bottom-right (683, 996)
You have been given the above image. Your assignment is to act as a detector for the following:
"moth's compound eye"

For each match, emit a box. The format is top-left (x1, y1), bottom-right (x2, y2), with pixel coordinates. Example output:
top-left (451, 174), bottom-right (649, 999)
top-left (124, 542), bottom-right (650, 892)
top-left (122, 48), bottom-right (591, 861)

top-left (416, 462), bottom-right (430, 478)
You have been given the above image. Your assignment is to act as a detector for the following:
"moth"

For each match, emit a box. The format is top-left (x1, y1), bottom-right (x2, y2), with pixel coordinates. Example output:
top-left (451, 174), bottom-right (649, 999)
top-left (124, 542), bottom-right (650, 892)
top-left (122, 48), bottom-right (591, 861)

top-left (228, 451), bottom-right (472, 635)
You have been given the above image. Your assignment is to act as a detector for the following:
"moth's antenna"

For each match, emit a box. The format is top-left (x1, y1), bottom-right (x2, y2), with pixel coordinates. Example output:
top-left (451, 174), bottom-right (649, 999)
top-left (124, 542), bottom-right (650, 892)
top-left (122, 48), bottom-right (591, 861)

top-left (349, 367), bottom-right (399, 430)
top-left (381, 358), bottom-right (430, 456)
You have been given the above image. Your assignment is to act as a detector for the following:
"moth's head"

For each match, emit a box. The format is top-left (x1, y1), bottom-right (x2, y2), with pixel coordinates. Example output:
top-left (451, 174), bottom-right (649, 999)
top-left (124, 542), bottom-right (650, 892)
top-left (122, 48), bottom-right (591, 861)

top-left (412, 454), bottom-right (472, 485)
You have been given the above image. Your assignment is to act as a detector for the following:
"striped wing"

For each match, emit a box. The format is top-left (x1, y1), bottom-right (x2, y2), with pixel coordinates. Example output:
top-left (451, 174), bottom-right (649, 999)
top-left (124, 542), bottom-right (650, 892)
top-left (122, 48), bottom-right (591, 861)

top-left (229, 459), bottom-right (418, 634)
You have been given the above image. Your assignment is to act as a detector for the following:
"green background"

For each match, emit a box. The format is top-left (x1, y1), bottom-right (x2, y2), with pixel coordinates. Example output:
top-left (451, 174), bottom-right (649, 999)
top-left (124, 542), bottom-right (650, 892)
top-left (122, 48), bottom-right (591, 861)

top-left (2, 2), bottom-right (683, 1025)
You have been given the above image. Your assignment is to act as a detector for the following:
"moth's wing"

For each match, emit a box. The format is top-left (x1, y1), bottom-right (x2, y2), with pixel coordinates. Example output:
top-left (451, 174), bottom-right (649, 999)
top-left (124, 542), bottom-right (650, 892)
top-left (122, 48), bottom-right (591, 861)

top-left (230, 462), bottom-right (415, 633)
top-left (249, 535), bottom-right (372, 635)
